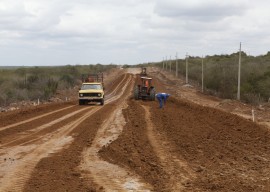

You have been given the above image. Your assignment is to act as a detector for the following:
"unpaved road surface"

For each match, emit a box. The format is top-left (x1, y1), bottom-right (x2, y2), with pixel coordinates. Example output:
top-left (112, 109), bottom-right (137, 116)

top-left (0, 68), bottom-right (269, 192)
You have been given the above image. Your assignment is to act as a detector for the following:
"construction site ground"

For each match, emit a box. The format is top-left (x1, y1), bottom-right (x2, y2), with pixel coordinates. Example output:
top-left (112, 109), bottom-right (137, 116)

top-left (0, 67), bottom-right (269, 192)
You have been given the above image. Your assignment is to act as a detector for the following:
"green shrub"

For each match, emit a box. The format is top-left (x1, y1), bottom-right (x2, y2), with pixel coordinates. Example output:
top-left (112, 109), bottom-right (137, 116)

top-left (43, 78), bottom-right (58, 99)
top-left (0, 64), bottom-right (116, 106)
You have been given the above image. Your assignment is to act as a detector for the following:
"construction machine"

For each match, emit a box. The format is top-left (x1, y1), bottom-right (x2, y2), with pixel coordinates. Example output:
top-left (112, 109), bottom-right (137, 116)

top-left (134, 76), bottom-right (155, 101)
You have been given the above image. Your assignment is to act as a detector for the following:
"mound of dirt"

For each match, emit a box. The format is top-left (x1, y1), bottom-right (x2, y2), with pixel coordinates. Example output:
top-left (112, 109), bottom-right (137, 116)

top-left (99, 98), bottom-right (169, 191)
top-left (147, 97), bottom-right (270, 191)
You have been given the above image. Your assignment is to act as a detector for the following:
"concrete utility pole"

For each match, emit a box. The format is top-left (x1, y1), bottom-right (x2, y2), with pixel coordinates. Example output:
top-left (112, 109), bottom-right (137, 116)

top-left (237, 42), bottom-right (242, 100)
top-left (185, 53), bottom-right (189, 84)
top-left (170, 56), bottom-right (172, 72)
top-left (202, 56), bottom-right (204, 92)
top-left (175, 53), bottom-right (178, 77)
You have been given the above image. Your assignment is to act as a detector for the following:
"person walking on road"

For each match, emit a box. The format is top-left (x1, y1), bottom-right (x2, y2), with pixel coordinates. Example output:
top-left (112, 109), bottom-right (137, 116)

top-left (156, 93), bottom-right (170, 108)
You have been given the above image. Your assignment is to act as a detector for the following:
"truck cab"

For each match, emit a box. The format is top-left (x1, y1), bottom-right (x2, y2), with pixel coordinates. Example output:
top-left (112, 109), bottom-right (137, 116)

top-left (79, 73), bottom-right (105, 105)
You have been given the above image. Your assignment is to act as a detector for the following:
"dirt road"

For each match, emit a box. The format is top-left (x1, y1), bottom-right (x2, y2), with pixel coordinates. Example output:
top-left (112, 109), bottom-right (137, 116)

top-left (0, 68), bottom-right (269, 192)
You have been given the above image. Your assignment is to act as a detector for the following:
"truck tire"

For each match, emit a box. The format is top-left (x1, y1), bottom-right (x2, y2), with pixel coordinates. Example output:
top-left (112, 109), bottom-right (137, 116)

top-left (79, 100), bottom-right (84, 105)
top-left (134, 86), bottom-right (139, 100)
top-left (150, 88), bottom-right (156, 101)
top-left (100, 99), bottom-right (104, 106)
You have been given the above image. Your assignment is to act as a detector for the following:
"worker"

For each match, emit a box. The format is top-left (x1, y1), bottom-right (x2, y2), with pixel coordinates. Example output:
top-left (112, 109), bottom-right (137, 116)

top-left (156, 93), bottom-right (170, 108)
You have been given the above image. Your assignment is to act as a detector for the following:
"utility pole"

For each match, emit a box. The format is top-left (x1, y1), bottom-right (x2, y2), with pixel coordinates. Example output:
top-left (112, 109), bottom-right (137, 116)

top-left (202, 56), bottom-right (204, 92)
top-left (175, 53), bottom-right (178, 77)
top-left (170, 56), bottom-right (172, 72)
top-left (237, 42), bottom-right (242, 100)
top-left (185, 53), bottom-right (189, 84)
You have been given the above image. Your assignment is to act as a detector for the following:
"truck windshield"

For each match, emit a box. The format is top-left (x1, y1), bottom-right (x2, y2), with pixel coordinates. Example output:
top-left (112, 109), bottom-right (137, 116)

top-left (81, 84), bottom-right (102, 90)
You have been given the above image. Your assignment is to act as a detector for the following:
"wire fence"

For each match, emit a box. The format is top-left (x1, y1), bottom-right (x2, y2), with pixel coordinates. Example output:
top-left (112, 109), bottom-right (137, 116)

top-left (154, 52), bottom-right (270, 105)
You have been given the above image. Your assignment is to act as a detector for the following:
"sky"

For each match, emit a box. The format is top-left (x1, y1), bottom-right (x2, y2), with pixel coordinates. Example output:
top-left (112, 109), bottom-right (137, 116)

top-left (0, 0), bottom-right (270, 66)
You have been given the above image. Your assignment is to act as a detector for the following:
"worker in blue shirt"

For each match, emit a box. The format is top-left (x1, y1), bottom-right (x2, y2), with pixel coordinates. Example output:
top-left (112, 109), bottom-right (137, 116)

top-left (156, 93), bottom-right (170, 108)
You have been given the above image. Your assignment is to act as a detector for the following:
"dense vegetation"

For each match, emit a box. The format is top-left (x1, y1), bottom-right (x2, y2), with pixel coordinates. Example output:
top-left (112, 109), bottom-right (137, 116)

top-left (154, 52), bottom-right (270, 104)
top-left (0, 64), bottom-right (116, 106)
top-left (1, 52), bottom-right (269, 106)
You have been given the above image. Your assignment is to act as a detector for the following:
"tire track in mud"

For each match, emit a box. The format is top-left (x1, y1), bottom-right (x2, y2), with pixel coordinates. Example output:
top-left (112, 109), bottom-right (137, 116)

top-left (80, 104), bottom-right (152, 191)
top-left (0, 73), bottom-right (134, 191)
top-left (0, 73), bottom-right (131, 148)
top-left (142, 105), bottom-right (195, 191)
top-left (0, 106), bottom-right (102, 192)
top-left (99, 99), bottom-right (169, 191)
top-left (0, 105), bottom-right (75, 132)
top-left (80, 76), bottom-right (153, 191)
top-left (0, 105), bottom-right (81, 147)
top-left (0, 107), bottom-right (92, 147)
top-left (0, 102), bottom-right (76, 128)
top-left (0, 72), bottom-right (128, 138)
top-left (105, 73), bottom-right (128, 99)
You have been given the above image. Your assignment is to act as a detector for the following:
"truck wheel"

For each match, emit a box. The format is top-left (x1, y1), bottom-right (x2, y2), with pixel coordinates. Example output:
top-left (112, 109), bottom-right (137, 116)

top-left (150, 88), bottom-right (156, 101)
top-left (134, 86), bottom-right (139, 100)
top-left (79, 100), bottom-right (84, 105)
top-left (100, 99), bottom-right (104, 106)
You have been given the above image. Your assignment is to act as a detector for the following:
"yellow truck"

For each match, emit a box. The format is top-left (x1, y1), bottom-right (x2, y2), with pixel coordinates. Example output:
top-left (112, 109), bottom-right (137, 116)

top-left (78, 73), bottom-right (105, 105)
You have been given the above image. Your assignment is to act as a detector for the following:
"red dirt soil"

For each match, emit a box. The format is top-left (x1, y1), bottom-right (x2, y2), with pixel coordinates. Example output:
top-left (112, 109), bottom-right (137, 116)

top-left (0, 68), bottom-right (269, 192)
top-left (99, 71), bottom-right (270, 191)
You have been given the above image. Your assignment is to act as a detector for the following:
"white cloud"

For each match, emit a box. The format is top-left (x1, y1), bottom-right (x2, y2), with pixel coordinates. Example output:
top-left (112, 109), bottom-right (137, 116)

top-left (154, 0), bottom-right (248, 21)
top-left (0, 0), bottom-right (270, 65)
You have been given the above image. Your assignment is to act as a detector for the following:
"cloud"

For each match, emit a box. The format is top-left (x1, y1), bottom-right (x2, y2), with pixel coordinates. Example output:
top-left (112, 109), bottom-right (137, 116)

top-left (154, 0), bottom-right (248, 21)
top-left (0, 0), bottom-right (270, 65)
